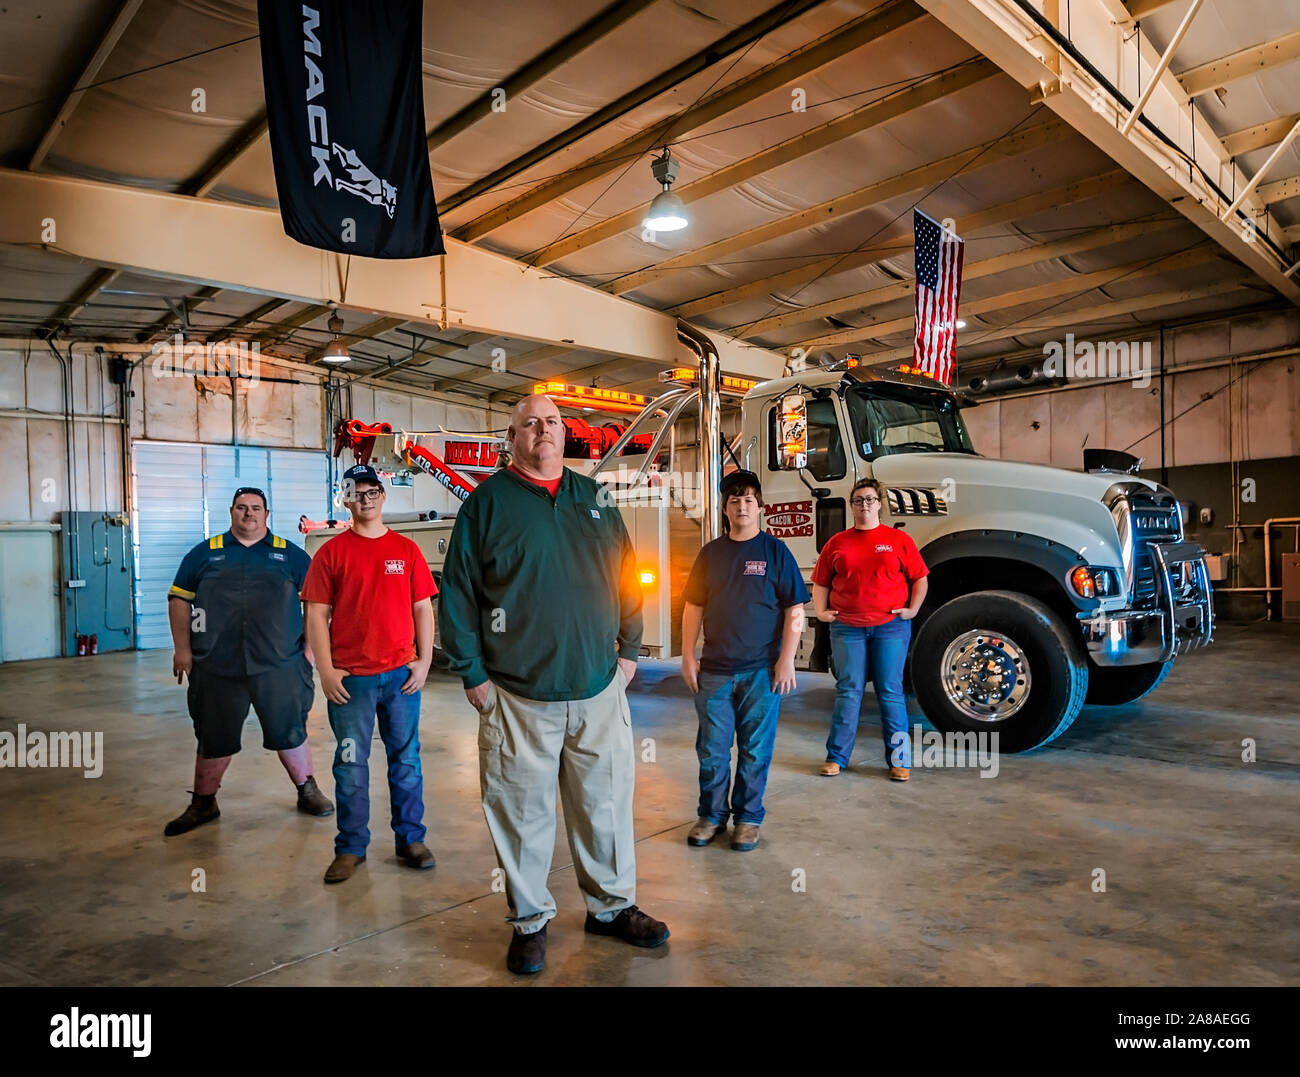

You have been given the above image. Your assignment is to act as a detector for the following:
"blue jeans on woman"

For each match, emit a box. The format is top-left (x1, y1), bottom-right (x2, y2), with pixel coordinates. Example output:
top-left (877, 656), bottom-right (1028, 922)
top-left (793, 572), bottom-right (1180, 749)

top-left (827, 618), bottom-right (912, 768)
top-left (327, 666), bottom-right (426, 856)
top-left (693, 667), bottom-right (782, 825)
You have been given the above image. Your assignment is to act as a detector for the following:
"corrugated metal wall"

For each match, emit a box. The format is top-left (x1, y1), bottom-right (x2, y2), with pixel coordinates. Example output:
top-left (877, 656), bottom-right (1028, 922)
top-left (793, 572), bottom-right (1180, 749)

top-left (132, 442), bottom-right (327, 650)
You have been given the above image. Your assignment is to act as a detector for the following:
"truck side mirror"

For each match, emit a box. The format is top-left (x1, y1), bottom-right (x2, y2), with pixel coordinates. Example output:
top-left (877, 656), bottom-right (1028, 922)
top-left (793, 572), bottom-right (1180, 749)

top-left (778, 392), bottom-right (808, 470)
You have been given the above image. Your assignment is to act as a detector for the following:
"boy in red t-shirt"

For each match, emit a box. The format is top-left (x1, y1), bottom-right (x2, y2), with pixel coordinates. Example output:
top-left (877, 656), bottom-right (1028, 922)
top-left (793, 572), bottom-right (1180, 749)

top-left (302, 465), bottom-right (437, 883)
top-left (811, 477), bottom-right (928, 780)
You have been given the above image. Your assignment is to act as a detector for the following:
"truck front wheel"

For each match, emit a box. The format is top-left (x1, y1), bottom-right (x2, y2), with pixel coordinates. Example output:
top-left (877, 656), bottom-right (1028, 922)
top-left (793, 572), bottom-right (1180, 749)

top-left (1084, 658), bottom-right (1174, 705)
top-left (912, 590), bottom-right (1088, 753)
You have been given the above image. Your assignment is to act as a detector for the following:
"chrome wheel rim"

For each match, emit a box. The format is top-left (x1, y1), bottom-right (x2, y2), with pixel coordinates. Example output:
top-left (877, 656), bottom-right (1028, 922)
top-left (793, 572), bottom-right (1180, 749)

top-left (941, 629), bottom-right (1031, 722)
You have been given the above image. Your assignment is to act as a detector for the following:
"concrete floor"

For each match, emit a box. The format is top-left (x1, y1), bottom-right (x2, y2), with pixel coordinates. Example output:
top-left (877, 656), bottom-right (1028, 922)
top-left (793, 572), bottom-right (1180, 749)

top-left (0, 623), bottom-right (1296, 987)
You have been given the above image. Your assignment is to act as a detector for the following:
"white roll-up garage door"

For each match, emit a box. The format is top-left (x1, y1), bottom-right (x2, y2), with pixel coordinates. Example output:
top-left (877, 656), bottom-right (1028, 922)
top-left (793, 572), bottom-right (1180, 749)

top-left (132, 442), bottom-right (328, 650)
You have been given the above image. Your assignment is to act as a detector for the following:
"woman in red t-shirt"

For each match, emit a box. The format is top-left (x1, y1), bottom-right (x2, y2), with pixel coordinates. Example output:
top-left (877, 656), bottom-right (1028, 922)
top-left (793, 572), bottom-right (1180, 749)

top-left (811, 478), bottom-right (928, 780)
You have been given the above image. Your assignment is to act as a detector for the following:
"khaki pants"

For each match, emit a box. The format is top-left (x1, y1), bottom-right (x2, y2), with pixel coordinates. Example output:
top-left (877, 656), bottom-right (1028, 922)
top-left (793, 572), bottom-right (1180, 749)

top-left (476, 669), bottom-right (636, 934)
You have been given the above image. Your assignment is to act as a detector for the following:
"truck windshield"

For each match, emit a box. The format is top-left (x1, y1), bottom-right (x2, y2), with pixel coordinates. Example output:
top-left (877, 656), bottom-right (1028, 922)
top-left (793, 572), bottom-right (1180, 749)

top-left (845, 383), bottom-right (976, 460)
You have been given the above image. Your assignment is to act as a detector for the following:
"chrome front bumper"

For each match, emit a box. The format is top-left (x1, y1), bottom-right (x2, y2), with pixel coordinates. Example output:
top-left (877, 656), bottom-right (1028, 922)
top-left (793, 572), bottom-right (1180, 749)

top-left (1080, 541), bottom-right (1216, 667)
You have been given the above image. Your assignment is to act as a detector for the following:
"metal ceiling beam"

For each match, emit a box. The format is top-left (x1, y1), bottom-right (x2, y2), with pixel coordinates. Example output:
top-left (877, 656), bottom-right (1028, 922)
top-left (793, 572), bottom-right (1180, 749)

top-left (438, 0), bottom-right (830, 218)
top-left (255, 304), bottom-right (333, 343)
top-left (1221, 117), bottom-right (1300, 218)
top-left (208, 297), bottom-right (288, 343)
top-left (1177, 29), bottom-right (1300, 97)
top-left (1123, 0), bottom-right (1182, 19)
top-left (741, 215), bottom-right (1180, 338)
top-left (1121, 0), bottom-right (1201, 137)
top-left (864, 276), bottom-right (1259, 364)
top-left (914, 0), bottom-right (1300, 305)
top-left (528, 58), bottom-right (999, 267)
top-left (611, 117), bottom-right (1068, 296)
top-left (38, 267), bottom-right (121, 338)
top-left (0, 169), bottom-right (786, 375)
top-left (1221, 113), bottom-right (1300, 157)
top-left (673, 169), bottom-right (1129, 319)
top-left (1257, 174), bottom-right (1300, 207)
top-left (187, 114), bottom-right (269, 198)
top-left (133, 285), bottom-right (223, 342)
top-left (426, 0), bottom-right (656, 153)
top-left (799, 245), bottom-right (1220, 348)
top-left (431, 343), bottom-right (576, 391)
top-left (28, 0), bottom-right (143, 171)
top-left (451, 0), bottom-right (924, 241)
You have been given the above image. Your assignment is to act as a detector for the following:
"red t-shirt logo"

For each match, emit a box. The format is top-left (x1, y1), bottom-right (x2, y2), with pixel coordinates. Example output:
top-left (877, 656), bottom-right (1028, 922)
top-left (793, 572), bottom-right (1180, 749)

top-left (385, 559), bottom-right (405, 575)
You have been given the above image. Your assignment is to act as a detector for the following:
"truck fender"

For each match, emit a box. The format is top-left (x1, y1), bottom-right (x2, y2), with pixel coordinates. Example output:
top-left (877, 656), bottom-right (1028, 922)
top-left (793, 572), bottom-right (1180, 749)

top-left (919, 529), bottom-right (1101, 614)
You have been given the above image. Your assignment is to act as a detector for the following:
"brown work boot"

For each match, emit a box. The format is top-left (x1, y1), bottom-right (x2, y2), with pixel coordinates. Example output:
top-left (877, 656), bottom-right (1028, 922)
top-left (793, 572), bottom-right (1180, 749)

top-left (396, 841), bottom-right (436, 870)
top-left (730, 822), bottom-right (761, 851)
top-left (686, 818), bottom-right (727, 847)
top-left (507, 925), bottom-right (547, 975)
top-left (296, 776), bottom-right (334, 816)
top-left (585, 905), bottom-right (670, 948)
top-left (889, 766), bottom-right (911, 781)
top-left (323, 853), bottom-right (366, 884)
top-left (163, 792), bottom-right (219, 836)
top-left (819, 761), bottom-right (841, 776)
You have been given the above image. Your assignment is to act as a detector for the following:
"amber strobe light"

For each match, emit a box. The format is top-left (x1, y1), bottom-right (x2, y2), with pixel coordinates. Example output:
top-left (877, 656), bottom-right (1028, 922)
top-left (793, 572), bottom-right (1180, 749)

top-left (534, 382), bottom-right (649, 415)
top-left (658, 368), bottom-right (759, 395)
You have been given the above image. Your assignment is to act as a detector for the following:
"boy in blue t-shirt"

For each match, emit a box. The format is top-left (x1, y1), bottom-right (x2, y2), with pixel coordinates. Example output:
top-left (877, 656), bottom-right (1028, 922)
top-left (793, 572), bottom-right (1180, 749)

top-left (681, 470), bottom-right (811, 851)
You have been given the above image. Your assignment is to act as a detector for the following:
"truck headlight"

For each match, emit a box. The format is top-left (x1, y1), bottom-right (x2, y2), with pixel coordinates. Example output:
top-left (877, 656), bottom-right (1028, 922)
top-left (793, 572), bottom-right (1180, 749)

top-left (1070, 566), bottom-right (1118, 599)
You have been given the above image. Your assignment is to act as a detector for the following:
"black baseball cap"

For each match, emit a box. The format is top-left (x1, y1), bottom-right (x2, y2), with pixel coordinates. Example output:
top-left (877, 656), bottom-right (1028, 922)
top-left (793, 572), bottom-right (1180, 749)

top-left (342, 464), bottom-right (384, 488)
top-left (720, 469), bottom-right (762, 500)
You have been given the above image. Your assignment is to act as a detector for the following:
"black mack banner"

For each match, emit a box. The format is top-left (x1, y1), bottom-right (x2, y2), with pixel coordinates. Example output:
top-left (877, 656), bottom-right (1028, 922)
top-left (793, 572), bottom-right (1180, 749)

top-left (257, 0), bottom-right (445, 258)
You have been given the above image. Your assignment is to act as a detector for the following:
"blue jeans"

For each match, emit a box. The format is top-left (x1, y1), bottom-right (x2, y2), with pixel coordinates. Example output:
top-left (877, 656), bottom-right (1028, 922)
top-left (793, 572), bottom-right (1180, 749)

top-left (827, 618), bottom-right (912, 768)
top-left (327, 666), bottom-right (426, 856)
top-left (692, 667), bottom-right (782, 825)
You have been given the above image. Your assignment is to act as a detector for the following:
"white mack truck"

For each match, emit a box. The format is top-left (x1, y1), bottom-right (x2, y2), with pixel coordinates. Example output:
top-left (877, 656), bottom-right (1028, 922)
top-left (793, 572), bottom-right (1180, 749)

top-left (309, 325), bottom-right (1214, 753)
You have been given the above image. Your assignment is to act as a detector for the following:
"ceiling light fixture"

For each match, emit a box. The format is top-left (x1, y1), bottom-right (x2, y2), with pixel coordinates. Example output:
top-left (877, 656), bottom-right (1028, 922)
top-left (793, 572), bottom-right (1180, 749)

top-left (322, 313), bottom-right (350, 364)
top-left (955, 319), bottom-right (967, 329)
top-left (642, 148), bottom-right (688, 233)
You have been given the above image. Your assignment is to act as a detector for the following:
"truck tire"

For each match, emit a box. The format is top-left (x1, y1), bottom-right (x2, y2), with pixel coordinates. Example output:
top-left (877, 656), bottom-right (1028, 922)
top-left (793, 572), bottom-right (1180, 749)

top-left (912, 590), bottom-right (1088, 753)
top-left (1084, 658), bottom-right (1174, 705)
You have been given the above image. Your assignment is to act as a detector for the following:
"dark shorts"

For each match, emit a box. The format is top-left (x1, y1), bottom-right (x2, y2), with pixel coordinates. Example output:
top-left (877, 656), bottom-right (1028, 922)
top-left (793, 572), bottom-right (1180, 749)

top-left (186, 659), bottom-right (313, 758)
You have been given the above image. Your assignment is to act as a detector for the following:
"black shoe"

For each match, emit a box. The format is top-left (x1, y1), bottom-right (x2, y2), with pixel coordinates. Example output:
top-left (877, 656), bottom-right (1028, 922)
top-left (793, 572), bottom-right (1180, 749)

top-left (584, 905), bottom-right (670, 948)
top-left (296, 776), bottom-right (334, 816)
top-left (164, 792), bottom-right (219, 837)
top-left (396, 842), bottom-right (436, 870)
top-left (507, 925), bottom-right (547, 975)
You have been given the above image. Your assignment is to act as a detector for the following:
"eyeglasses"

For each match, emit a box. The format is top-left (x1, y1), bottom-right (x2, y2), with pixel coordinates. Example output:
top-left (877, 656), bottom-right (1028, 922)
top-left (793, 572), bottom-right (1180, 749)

top-left (352, 489), bottom-right (384, 504)
top-left (850, 496), bottom-right (881, 507)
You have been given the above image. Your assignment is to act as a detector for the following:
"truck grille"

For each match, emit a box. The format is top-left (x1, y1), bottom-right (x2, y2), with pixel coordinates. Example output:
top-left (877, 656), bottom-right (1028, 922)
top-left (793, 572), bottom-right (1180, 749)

top-left (1129, 492), bottom-right (1182, 606)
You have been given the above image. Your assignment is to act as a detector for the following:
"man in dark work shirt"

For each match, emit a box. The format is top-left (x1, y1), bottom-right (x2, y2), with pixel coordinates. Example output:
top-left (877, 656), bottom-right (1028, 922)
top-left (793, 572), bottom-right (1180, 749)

top-left (163, 487), bottom-right (333, 836)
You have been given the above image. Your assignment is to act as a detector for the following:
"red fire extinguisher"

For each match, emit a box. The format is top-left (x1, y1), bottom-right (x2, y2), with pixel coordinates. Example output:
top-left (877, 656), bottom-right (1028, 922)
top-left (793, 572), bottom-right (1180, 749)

top-left (76, 634), bottom-right (88, 656)
top-left (88, 634), bottom-right (99, 655)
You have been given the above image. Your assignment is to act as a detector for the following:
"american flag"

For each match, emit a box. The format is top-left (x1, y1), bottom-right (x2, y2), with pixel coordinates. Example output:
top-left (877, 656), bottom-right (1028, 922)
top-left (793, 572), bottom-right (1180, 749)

top-left (913, 209), bottom-right (965, 384)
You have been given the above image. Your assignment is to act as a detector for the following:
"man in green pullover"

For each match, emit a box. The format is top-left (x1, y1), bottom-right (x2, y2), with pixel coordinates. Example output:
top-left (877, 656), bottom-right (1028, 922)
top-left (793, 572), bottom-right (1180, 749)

top-left (438, 393), bottom-right (670, 975)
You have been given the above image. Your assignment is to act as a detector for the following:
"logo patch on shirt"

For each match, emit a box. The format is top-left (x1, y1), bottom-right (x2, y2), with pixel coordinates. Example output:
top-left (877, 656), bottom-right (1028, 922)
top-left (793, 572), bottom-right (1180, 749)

top-left (385, 559), bottom-right (405, 575)
top-left (744, 560), bottom-right (768, 576)
top-left (269, 552), bottom-right (286, 562)
top-left (875, 544), bottom-right (894, 553)
top-left (589, 508), bottom-right (601, 519)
